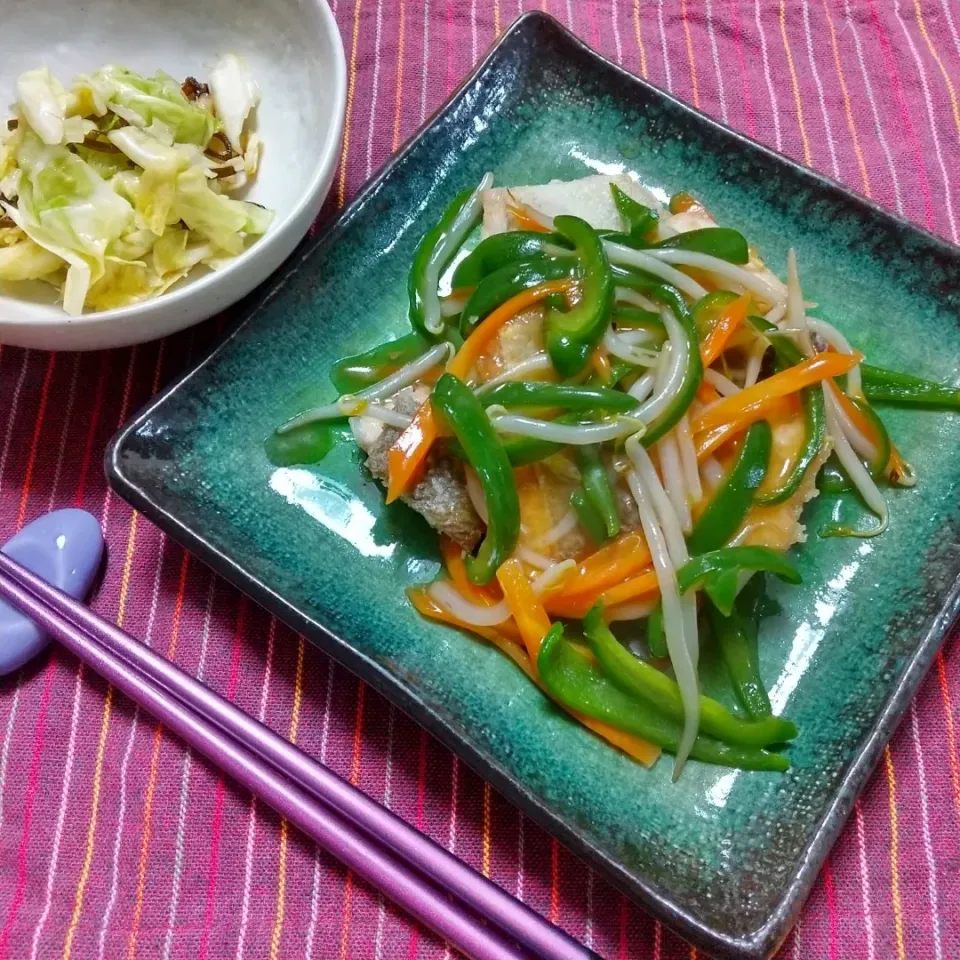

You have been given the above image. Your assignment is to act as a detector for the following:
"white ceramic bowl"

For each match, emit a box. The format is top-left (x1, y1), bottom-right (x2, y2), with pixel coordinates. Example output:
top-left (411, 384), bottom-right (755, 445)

top-left (0, 0), bottom-right (346, 350)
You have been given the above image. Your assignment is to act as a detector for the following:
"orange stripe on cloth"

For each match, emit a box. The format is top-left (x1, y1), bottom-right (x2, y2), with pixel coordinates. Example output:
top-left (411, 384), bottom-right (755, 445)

top-left (821, 0), bottom-right (872, 197)
top-left (936, 651), bottom-right (960, 817)
top-left (911, 0), bottom-right (960, 142)
top-left (337, 681), bottom-right (367, 960)
top-left (391, 0), bottom-right (406, 153)
top-left (127, 552), bottom-right (191, 960)
top-left (482, 781), bottom-right (492, 878)
top-left (679, 0), bottom-right (701, 108)
top-left (632, 0), bottom-right (648, 78)
top-left (270, 637), bottom-right (306, 960)
top-left (884, 746), bottom-right (907, 960)
top-left (337, 0), bottom-right (365, 208)
top-left (15, 353), bottom-right (56, 530)
top-left (62, 511), bottom-right (141, 960)
top-left (778, 0), bottom-right (813, 166)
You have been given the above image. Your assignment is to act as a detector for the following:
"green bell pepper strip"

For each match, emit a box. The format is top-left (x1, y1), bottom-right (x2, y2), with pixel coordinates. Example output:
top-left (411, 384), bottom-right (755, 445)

top-left (583, 606), bottom-right (796, 747)
top-left (861, 363), bottom-right (960, 409)
top-left (818, 456), bottom-right (853, 493)
top-left (542, 291), bottom-right (569, 312)
top-left (482, 365), bottom-right (639, 467)
top-left (676, 546), bottom-right (801, 616)
top-left (688, 421), bottom-right (772, 555)
top-left (609, 183), bottom-right (659, 239)
top-left (459, 258), bottom-right (577, 337)
top-left (706, 602), bottom-right (772, 720)
top-left (756, 385), bottom-right (825, 505)
top-left (692, 290), bottom-right (741, 340)
top-left (544, 215), bottom-right (615, 378)
top-left (609, 265), bottom-right (691, 327)
top-left (610, 263), bottom-right (670, 298)
top-left (609, 267), bottom-right (704, 447)
top-left (611, 305), bottom-right (667, 344)
top-left (409, 188), bottom-right (473, 340)
top-left (647, 604), bottom-right (667, 658)
top-left (570, 488), bottom-right (608, 545)
top-left (329, 332), bottom-right (431, 394)
top-left (654, 228), bottom-right (749, 264)
top-left (597, 230), bottom-right (649, 250)
top-left (577, 262), bottom-right (703, 446)
top-left (450, 231), bottom-right (573, 288)
top-left (264, 421), bottom-right (347, 467)
top-left (431, 373), bottom-right (520, 584)
top-left (575, 444), bottom-right (621, 539)
top-left (850, 395), bottom-right (892, 478)
top-left (480, 381), bottom-right (638, 413)
top-left (537, 625), bottom-right (790, 770)
top-left (747, 315), bottom-right (827, 506)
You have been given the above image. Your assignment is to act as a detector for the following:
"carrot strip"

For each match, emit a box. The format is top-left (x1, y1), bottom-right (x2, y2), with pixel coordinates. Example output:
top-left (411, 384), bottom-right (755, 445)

top-left (696, 381), bottom-right (722, 406)
top-left (700, 293), bottom-right (750, 367)
top-left (386, 401), bottom-right (437, 503)
top-left (448, 279), bottom-right (575, 380)
top-left (591, 345), bottom-right (613, 383)
top-left (441, 536), bottom-right (502, 607)
top-left (693, 395), bottom-right (796, 461)
top-left (507, 201), bottom-right (552, 233)
top-left (410, 582), bottom-right (661, 767)
top-left (544, 532), bottom-right (651, 603)
top-left (497, 558), bottom-right (552, 665)
top-left (408, 587), bottom-right (527, 664)
top-left (387, 280), bottom-right (576, 502)
top-left (574, 714), bottom-right (661, 766)
top-left (545, 567), bottom-right (659, 619)
top-left (828, 382), bottom-right (911, 481)
top-left (599, 569), bottom-right (659, 608)
top-left (691, 351), bottom-right (862, 435)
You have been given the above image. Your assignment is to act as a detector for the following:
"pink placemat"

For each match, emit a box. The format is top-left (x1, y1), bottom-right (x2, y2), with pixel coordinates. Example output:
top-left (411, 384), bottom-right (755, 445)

top-left (2, 3), bottom-right (960, 958)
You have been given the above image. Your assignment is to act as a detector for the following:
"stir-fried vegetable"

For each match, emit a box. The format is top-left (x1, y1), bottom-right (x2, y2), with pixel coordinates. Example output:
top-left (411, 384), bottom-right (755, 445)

top-left (609, 183), bottom-right (659, 240)
top-left (269, 170), bottom-right (958, 780)
top-left (451, 230), bottom-right (572, 288)
top-left (330, 333), bottom-right (432, 394)
top-left (431, 373), bottom-right (520, 584)
top-left (583, 606), bottom-right (795, 746)
top-left (410, 176), bottom-right (491, 338)
top-left (688, 422), bottom-right (772, 555)
top-left (537, 625), bottom-right (789, 771)
top-left (575, 445), bottom-right (621, 539)
top-left (706, 600), bottom-right (773, 720)
top-left (677, 546), bottom-right (800, 615)
top-left (543, 215), bottom-right (615, 377)
top-left (860, 363), bottom-right (960, 409)
top-left (655, 227), bottom-right (749, 264)
top-left (459, 257), bottom-right (575, 336)
top-left (480, 381), bottom-right (638, 413)
top-left (570, 488), bottom-right (609, 545)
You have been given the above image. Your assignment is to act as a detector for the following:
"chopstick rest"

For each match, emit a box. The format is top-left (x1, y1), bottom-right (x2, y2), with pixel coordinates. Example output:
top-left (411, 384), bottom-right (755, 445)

top-left (0, 509), bottom-right (103, 676)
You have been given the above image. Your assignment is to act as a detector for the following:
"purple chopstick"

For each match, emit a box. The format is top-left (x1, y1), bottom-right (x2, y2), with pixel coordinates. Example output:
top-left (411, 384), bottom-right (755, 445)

top-left (0, 552), bottom-right (596, 960)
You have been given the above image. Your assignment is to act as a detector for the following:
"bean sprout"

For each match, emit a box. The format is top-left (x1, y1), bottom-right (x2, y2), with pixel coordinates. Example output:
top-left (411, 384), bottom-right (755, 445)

top-left (278, 341), bottom-right (452, 433)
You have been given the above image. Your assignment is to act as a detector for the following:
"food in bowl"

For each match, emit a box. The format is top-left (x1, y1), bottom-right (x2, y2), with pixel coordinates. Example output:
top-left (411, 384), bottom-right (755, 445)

top-left (266, 173), bottom-right (957, 777)
top-left (0, 55), bottom-right (272, 315)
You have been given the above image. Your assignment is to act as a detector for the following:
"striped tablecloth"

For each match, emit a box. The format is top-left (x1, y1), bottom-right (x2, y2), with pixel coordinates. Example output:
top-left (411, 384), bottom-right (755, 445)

top-left (2, 3), bottom-right (960, 958)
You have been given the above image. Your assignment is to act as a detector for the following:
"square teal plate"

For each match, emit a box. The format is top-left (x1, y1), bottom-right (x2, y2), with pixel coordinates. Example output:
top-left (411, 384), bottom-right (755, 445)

top-left (106, 14), bottom-right (960, 959)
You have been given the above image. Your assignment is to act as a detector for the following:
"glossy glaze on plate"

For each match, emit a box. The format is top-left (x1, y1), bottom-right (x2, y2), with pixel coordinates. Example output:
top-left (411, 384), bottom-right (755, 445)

top-left (106, 14), bottom-right (960, 959)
